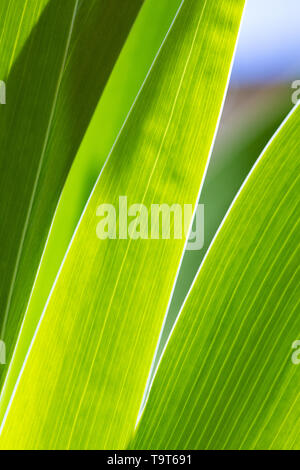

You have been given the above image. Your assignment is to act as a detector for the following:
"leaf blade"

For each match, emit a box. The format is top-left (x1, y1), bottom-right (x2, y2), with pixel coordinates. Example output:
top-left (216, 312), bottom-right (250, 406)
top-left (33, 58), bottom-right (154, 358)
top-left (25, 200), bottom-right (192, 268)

top-left (0, 0), bottom-right (245, 449)
top-left (0, 0), bottom-right (143, 388)
top-left (132, 104), bottom-right (300, 450)
top-left (0, 0), bottom-right (183, 427)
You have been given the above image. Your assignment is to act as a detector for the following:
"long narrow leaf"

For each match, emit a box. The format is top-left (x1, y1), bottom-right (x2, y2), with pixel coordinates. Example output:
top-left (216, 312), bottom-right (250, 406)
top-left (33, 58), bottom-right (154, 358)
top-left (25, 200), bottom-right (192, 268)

top-left (0, 0), bottom-right (183, 427)
top-left (132, 104), bottom-right (300, 450)
top-left (0, 0), bottom-right (142, 387)
top-left (152, 86), bottom-right (293, 379)
top-left (0, 0), bottom-right (245, 449)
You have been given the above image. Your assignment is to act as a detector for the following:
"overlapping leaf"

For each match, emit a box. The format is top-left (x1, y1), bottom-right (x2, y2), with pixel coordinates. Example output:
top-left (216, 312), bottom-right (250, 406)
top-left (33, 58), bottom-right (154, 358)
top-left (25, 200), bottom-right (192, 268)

top-left (152, 86), bottom-right (293, 378)
top-left (0, 0), bottom-right (49, 79)
top-left (0, 0), bottom-right (183, 427)
top-left (132, 104), bottom-right (300, 450)
top-left (0, 0), bottom-right (245, 449)
top-left (0, 0), bottom-right (142, 388)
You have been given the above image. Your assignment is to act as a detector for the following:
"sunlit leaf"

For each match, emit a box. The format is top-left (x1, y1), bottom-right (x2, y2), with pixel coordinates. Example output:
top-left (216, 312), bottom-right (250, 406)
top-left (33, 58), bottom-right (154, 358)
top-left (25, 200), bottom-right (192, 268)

top-left (0, 0), bottom-right (245, 450)
top-left (0, 0), bottom-right (183, 428)
top-left (132, 104), bottom-right (300, 450)
top-left (0, 0), bottom-right (143, 388)
top-left (152, 85), bottom-right (293, 378)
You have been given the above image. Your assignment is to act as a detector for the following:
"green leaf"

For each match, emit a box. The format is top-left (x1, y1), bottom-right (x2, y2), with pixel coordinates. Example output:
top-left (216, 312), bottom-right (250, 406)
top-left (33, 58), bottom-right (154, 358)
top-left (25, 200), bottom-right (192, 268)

top-left (0, 0), bottom-right (245, 449)
top-left (0, 0), bottom-right (183, 428)
top-left (0, 0), bottom-right (49, 79)
top-left (152, 86), bottom-right (293, 380)
top-left (131, 104), bottom-right (300, 450)
top-left (0, 0), bottom-right (143, 386)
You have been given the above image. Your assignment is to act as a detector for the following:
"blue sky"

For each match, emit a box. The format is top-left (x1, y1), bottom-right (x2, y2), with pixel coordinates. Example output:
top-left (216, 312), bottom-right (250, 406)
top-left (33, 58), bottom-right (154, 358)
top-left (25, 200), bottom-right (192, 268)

top-left (231, 0), bottom-right (300, 85)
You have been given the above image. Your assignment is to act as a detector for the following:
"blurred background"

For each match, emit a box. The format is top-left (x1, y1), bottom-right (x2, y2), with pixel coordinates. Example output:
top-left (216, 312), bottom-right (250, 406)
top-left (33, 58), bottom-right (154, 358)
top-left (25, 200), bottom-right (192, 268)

top-left (231, 0), bottom-right (300, 85)
top-left (157, 0), bottom-right (300, 369)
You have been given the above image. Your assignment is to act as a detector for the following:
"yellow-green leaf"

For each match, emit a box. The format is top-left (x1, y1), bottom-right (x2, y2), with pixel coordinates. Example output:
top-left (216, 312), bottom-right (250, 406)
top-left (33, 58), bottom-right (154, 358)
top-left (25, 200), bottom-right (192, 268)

top-left (132, 104), bottom-right (300, 450)
top-left (0, 0), bottom-right (245, 450)
top-left (0, 0), bottom-right (142, 389)
top-left (0, 0), bottom-right (183, 428)
top-left (0, 0), bottom-right (49, 79)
